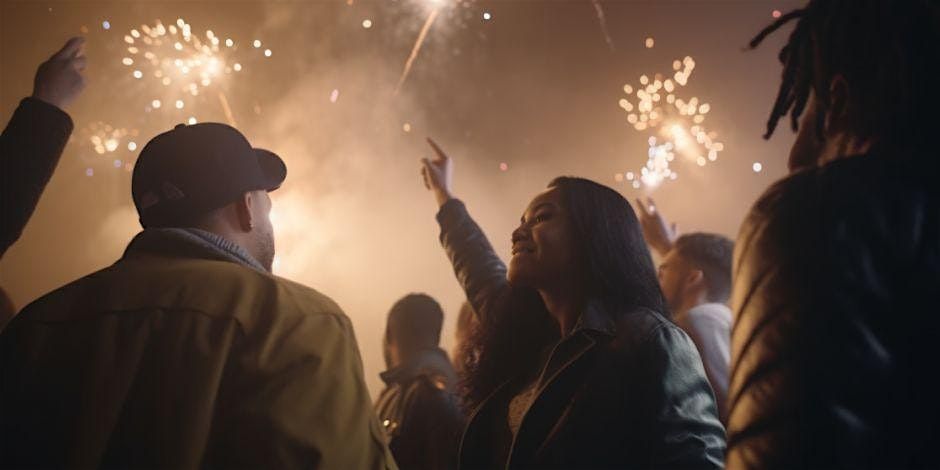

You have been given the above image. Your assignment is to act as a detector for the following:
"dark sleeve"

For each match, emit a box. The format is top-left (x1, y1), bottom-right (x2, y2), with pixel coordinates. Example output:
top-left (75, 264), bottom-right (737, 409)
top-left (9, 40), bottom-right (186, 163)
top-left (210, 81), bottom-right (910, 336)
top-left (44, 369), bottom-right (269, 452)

top-left (436, 199), bottom-right (512, 327)
top-left (395, 380), bottom-right (466, 470)
top-left (725, 176), bottom-right (811, 470)
top-left (725, 161), bottom-right (932, 469)
top-left (644, 324), bottom-right (726, 469)
top-left (0, 97), bottom-right (74, 258)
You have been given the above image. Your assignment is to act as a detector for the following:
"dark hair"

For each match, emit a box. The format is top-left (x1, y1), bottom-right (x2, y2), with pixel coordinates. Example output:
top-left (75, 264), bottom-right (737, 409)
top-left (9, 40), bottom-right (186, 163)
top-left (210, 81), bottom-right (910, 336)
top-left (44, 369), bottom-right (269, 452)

top-left (386, 294), bottom-right (444, 354)
top-left (749, 0), bottom-right (939, 153)
top-left (458, 177), bottom-right (667, 408)
top-left (673, 233), bottom-right (734, 304)
top-left (453, 301), bottom-right (480, 379)
top-left (455, 301), bottom-right (478, 343)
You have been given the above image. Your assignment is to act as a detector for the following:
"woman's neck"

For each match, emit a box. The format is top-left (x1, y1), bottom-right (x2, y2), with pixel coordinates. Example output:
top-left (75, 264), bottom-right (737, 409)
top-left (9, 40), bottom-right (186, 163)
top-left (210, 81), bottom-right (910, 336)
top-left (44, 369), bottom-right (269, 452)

top-left (538, 286), bottom-right (585, 336)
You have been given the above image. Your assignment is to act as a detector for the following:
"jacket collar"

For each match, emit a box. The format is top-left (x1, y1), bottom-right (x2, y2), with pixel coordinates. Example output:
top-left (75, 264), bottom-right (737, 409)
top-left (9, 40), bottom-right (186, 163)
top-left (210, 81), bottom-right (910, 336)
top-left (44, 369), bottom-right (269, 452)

top-left (380, 348), bottom-right (457, 390)
top-left (568, 299), bottom-right (618, 338)
top-left (461, 301), bottom-right (620, 468)
top-left (123, 228), bottom-right (267, 273)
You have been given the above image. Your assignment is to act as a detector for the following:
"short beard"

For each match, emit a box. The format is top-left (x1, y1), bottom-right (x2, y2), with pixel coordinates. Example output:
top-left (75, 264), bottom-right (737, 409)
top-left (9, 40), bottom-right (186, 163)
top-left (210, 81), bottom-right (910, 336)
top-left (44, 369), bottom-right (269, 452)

top-left (255, 227), bottom-right (276, 272)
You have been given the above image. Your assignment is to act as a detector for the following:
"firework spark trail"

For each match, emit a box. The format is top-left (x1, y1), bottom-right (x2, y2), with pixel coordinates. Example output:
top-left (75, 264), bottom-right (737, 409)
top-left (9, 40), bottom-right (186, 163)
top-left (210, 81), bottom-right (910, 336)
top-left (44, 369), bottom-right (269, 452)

top-left (217, 91), bottom-right (238, 127)
top-left (591, 0), bottom-right (615, 51)
top-left (395, 7), bottom-right (441, 95)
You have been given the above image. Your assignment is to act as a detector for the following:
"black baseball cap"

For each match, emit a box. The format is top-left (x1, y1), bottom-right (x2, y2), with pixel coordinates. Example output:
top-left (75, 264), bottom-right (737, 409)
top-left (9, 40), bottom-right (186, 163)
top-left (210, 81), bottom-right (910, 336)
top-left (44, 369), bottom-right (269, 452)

top-left (132, 123), bottom-right (286, 228)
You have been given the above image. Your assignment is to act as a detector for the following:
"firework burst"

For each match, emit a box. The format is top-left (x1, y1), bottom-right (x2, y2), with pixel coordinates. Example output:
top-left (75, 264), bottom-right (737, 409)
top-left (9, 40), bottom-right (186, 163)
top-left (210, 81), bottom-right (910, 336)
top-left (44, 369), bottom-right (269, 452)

top-left (120, 18), bottom-right (271, 124)
top-left (80, 18), bottom-right (273, 176)
top-left (618, 56), bottom-right (724, 189)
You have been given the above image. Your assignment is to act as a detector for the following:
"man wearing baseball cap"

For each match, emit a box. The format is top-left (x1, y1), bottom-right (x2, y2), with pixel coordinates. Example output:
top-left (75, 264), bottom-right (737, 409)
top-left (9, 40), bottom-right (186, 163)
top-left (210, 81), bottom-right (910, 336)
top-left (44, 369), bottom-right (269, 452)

top-left (0, 123), bottom-right (397, 469)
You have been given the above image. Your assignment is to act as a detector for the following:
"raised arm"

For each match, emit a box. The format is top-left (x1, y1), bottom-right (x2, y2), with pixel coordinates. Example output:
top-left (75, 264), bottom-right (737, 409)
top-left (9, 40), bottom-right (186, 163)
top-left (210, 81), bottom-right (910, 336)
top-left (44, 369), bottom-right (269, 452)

top-left (0, 37), bottom-right (86, 257)
top-left (422, 139), bottom-right (511, 326)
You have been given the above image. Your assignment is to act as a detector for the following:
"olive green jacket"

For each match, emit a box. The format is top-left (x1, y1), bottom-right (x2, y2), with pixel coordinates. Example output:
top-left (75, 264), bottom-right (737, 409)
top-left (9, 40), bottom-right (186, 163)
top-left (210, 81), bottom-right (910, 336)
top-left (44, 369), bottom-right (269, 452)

top-left (0, 229), bottom-right (397, 469)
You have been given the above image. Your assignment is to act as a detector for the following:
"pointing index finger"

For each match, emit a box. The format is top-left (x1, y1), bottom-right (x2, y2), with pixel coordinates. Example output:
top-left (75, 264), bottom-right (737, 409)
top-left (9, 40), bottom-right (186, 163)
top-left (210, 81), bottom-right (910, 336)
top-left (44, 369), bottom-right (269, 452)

top-left (426, 138), bottom-right (449, 161)
top-left (53, 37), bottom-right (85, 60)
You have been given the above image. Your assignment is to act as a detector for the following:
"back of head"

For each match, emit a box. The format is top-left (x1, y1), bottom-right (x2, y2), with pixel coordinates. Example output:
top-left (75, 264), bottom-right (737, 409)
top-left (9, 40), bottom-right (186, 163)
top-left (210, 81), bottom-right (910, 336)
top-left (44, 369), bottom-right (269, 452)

top-left (548, 176), bottom-right (666, 315)
top-left (387, 294), bottom-right (444, 354)
top-left (750, 0), bottom-right (940, 156)
top-left (133, 124), bottom-right (283, 227)
top-left (673, 233), bottom-right (734, 304)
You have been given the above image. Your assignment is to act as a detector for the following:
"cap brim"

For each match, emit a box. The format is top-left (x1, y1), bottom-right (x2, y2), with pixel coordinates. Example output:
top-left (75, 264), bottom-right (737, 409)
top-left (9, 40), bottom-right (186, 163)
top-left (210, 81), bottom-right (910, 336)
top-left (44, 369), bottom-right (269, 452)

top-left (255, 148), bottom-right (287, 191)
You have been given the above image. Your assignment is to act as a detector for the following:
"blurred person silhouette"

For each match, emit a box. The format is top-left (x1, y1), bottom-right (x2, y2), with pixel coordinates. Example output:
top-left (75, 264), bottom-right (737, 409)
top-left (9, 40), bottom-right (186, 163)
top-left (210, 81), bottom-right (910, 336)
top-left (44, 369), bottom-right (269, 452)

top-left (636, 199), bottom-right (734, 424)
top-left (375, 293), bottom-right (465, 470)
top-left (729, 0), bottom-right (940, 468)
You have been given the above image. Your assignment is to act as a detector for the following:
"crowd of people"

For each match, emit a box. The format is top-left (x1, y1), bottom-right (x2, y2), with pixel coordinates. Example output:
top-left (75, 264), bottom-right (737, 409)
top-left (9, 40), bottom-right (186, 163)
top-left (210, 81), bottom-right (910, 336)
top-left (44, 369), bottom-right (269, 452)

top-left (1, 0), bottom-right (938, 468)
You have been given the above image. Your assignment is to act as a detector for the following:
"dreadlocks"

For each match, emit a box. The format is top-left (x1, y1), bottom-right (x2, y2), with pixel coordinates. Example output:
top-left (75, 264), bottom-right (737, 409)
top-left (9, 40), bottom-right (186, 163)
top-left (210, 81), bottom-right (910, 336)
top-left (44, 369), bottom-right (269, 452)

top-left (749, 0), bottom-right (939, 152)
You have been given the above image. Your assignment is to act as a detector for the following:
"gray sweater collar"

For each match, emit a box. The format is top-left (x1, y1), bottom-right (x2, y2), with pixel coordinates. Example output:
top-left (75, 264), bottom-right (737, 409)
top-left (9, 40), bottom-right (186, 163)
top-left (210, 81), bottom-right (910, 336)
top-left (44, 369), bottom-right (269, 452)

top-left (125, 227), bottom-right (267, 273)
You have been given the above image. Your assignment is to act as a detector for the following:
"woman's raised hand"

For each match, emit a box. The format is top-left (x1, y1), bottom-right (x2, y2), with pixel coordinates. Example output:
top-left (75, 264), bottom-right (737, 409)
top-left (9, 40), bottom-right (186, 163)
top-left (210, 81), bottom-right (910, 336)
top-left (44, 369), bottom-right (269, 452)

top-left (421, 138), bottom-right (455, 207)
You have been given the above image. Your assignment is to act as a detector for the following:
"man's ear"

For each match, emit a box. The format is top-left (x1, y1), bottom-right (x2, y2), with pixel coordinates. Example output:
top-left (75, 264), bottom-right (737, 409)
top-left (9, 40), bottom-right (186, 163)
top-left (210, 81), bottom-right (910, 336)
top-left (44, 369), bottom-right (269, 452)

top-left (234, 191), bottom-right (255, 232)
top-left (824, 74), bottom-right (851, 136)
top-left (686, 269), bottom-right (705, 290)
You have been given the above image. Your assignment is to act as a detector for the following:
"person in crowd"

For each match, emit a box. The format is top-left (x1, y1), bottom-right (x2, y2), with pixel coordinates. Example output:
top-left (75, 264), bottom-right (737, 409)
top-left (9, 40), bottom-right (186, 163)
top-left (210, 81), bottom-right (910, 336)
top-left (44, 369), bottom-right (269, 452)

top-left (452, 300), bottom-right (480, 381)
top-left (728, 1), bottom-right (940, 468)
top-left (420, 138), bottom-right (725, 468)
top-left (636, 199), bottom-right (733, 423)
top-left (0, 37), bottom-right (87, 327)
top-left (375, 293), bottom-right (465, 470)
top-left (0, 123), bottom-right (396, 469)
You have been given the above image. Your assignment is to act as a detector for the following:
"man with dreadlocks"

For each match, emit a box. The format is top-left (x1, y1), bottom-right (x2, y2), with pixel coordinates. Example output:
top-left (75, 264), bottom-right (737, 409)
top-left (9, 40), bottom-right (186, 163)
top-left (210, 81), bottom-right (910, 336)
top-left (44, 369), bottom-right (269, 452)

top-left (728, 0), bottom-right (940, 468)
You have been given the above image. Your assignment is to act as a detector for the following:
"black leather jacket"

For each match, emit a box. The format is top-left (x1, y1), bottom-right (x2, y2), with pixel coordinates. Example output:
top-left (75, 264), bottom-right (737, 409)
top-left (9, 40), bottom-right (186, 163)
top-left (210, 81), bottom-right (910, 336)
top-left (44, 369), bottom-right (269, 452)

top-left (375, 348), bottom-right (465, 470)
top-left (437, 199), bottom-right (726, 469)
top-left (727, 152), bottom-right (940, 469)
